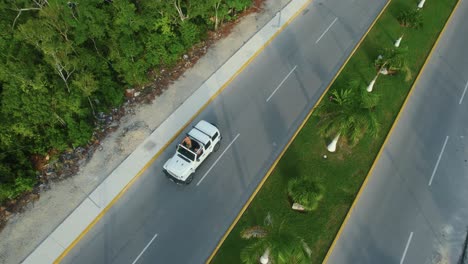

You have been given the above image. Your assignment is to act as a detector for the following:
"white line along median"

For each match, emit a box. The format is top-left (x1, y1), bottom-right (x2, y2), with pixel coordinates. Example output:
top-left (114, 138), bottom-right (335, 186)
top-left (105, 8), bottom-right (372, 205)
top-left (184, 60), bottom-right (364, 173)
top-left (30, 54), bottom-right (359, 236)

top-left (132, 233), bottom-right (158, 264)
top-left (266, 65), bottom-right (298, 102)
top-left (197, 133), bottom-right (241, 186)
top-left (400, 231), bottom-right (413, 264)
top-left (428, 135), bottom-right (449, 186)
top-left (316, 17), bottom-right (338, 44)
top-left (459, 80), bottom-right (468, 104)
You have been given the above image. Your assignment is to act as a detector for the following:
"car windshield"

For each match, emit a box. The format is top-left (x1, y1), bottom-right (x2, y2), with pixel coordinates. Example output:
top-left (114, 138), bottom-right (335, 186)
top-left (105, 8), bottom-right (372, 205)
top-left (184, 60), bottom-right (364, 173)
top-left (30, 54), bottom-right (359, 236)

top-left (177, 145), bottom-right (195, 161)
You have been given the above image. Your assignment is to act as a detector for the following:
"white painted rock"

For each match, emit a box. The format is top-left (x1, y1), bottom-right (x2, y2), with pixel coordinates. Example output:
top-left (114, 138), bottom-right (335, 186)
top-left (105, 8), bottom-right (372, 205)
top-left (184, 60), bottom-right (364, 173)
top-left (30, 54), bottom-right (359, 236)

top-left (292, 203), bottom-right (306, 211)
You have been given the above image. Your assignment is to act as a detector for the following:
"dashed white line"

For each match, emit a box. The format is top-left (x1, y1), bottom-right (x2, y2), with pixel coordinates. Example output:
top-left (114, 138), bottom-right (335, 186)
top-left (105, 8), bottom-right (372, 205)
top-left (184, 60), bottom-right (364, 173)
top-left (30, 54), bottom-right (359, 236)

top-left (316, 17), bottom-right (338, 44)
top-left (459, 81), bottom-right (468, 104)
top-left (132, 233), bottom-right (158, 264)
top-left (197, 133), bottom-right (240, 186)
top-left (400, 232), bottom-right (413, 264)
top-left (428, 136), bottom-right (449, 186)
top-left (266, 65), bottom-right (297, 102)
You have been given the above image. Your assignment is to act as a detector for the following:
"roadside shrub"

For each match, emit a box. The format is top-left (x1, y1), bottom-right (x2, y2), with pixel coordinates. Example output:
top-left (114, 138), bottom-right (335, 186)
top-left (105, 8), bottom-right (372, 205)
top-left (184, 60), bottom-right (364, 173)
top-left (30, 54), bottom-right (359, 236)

top-left (397, 9), bottom-right (423, 28)
top-left (0, 178), bottom-right (35, 203)
top-left (179, 22), bottom-right (203, 48)
top-left (287, 177), bottom-right (324, 211)
top-left (0, 0), bottom-right (255, 207)
top-left (13, 177), bottom-right (35, 197)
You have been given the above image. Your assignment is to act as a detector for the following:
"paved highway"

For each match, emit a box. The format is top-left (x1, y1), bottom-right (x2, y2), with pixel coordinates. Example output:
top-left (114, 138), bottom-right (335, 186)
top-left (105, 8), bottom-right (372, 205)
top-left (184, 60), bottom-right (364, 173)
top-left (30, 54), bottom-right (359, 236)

top-left (325, 1), bottom-right (468, 264)
top-left (61, 0), bottom-right (388, 263)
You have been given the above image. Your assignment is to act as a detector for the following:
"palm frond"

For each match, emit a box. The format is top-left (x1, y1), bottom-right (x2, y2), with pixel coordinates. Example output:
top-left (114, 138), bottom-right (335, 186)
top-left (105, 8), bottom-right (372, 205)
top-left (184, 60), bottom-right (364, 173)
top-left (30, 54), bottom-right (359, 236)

top-left (240, 239), bottom-right (268, 264)
top-left (360, 89), bottom-right (380, 108)
top-left (315, 80), bottom-right (380, 149)
top-left (240, 219), bottom-right (311, 264)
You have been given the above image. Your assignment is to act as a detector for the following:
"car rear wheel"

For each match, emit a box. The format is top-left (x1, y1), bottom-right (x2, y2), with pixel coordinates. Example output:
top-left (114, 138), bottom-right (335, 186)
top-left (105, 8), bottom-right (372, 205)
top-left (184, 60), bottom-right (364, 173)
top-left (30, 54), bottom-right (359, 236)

top-left (214, 142), bottom-right (220, 152)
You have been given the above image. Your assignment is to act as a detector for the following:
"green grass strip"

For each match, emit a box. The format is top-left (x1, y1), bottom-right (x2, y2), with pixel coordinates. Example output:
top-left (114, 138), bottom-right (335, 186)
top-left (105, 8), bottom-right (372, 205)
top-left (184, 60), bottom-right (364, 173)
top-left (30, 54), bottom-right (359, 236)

top-left (212, 0), bottom-right (458, 263)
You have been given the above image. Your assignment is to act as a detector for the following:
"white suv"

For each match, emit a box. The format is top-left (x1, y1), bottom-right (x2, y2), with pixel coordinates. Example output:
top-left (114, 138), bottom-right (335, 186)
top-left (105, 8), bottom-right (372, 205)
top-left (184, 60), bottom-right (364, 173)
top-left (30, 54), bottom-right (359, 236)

top-left (163, 120), bottom-right (221, 184)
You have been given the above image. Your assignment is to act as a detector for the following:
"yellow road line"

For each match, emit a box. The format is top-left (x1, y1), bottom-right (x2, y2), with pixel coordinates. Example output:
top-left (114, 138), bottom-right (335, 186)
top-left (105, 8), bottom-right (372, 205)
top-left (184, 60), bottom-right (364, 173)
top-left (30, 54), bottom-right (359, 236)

top-left (53, 1), bottom-right (312, 263)
top-left (205, 0), bottom-right (393, 263)
top-left (321, 0), bottom-right (462, 263)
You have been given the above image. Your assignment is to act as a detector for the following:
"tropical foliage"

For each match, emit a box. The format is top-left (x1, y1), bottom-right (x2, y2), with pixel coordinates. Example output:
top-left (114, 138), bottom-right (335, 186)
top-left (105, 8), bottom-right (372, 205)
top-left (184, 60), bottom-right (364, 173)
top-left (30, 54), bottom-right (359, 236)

top-left (397, 9), bottom-right (423, 28)
top-left (375, 47), bottom-right (410, 78)
top-left (287, 176), bottom-right (323, 211)
top-left (240, 221), bottom-right (311, 264)
top-left (314, 82), bottom-right (380, 147)
top-left (0, 0), bottom-right (252, 202)
top-left (212, 0), bottom-right (458, 262)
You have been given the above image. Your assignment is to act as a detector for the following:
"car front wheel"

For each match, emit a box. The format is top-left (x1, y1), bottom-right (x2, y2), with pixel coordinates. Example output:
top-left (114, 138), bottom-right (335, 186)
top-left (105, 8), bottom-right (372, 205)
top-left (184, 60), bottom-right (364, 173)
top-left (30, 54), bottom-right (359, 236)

top-left (185, 175), bottom-right (193, 184)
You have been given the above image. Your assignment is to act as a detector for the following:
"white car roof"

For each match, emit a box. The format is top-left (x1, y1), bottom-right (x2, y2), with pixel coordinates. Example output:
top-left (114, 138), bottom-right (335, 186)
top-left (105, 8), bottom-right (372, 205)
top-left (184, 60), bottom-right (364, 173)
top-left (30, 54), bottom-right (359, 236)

top-left (188, 128), bottom-right (211, 145)
top-left (194, 120), bottom-right (218, 137)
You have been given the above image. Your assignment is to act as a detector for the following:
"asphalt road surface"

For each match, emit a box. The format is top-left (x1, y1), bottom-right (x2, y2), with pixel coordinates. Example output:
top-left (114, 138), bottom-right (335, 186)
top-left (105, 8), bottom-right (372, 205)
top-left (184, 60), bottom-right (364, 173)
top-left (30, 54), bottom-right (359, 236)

top-left (61, 0), bottom-right (388, 263)
top-left (325, 1), bottom-right (468, 264)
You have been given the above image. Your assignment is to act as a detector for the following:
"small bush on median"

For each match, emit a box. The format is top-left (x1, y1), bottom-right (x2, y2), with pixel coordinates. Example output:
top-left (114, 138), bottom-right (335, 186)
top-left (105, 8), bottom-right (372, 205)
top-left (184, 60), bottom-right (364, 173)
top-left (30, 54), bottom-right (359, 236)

top-left (397, 9), bottom-right (423, 28)
top-left (287, 177), bottom-right (324, 212)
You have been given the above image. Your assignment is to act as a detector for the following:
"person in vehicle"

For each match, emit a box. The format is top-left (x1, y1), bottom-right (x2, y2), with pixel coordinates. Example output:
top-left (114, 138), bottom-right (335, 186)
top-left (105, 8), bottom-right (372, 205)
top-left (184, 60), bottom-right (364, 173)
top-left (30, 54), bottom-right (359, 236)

top-left (182, 136), bottom-right (192, 149)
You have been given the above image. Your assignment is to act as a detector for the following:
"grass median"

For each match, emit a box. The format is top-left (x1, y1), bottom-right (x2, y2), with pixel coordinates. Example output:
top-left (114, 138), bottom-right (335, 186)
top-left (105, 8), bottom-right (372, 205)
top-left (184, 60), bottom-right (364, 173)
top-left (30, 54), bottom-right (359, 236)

top-left (211, 0), bottom-right (459, 263)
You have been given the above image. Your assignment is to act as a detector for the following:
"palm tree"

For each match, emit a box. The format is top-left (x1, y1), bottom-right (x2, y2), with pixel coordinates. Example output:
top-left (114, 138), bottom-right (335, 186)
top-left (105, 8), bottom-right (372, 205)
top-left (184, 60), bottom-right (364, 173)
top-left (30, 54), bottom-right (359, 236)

top-left (368, 47), bottom-right (409, 92)
top-left (288, 176), bottom-right (324, 211)
top-left (240, 221), bottom-right (311, 264)
top-left (374, 47), bottom-right (408, 74)
top-left (314, 81), bottom-right (380, 152)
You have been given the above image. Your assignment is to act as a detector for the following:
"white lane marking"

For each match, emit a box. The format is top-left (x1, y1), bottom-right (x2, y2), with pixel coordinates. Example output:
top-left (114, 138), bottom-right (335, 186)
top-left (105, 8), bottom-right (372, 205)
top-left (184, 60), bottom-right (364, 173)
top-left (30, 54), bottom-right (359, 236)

top-left (316, 17), bottom-right (338, 44)
top-left (132, 233), bottom-right (158, 264)
top-left (428, 136), bottom-right (449, 186)
top-left (266, 65), bottom-right (297, 102)
top-left (400, 232), bottom-right (414, 264)
top-left (459, 81), bottom-right (468, 104)
top-left (197, 133), bottom-right (240, 186)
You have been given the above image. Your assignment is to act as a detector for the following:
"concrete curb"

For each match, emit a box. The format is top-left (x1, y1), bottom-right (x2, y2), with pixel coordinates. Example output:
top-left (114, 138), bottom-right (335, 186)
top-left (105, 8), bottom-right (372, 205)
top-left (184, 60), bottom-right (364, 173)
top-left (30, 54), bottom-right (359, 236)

top-left (23, 0), bottom-right (309, 263)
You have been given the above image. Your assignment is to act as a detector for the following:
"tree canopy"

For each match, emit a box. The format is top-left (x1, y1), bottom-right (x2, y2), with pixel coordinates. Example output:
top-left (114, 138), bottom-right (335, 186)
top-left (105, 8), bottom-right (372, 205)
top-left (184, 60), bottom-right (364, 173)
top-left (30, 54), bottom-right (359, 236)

top-left (314, 81), bottom-right (380, 147)
top-left (0, 0), bottom-right (252, 202)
